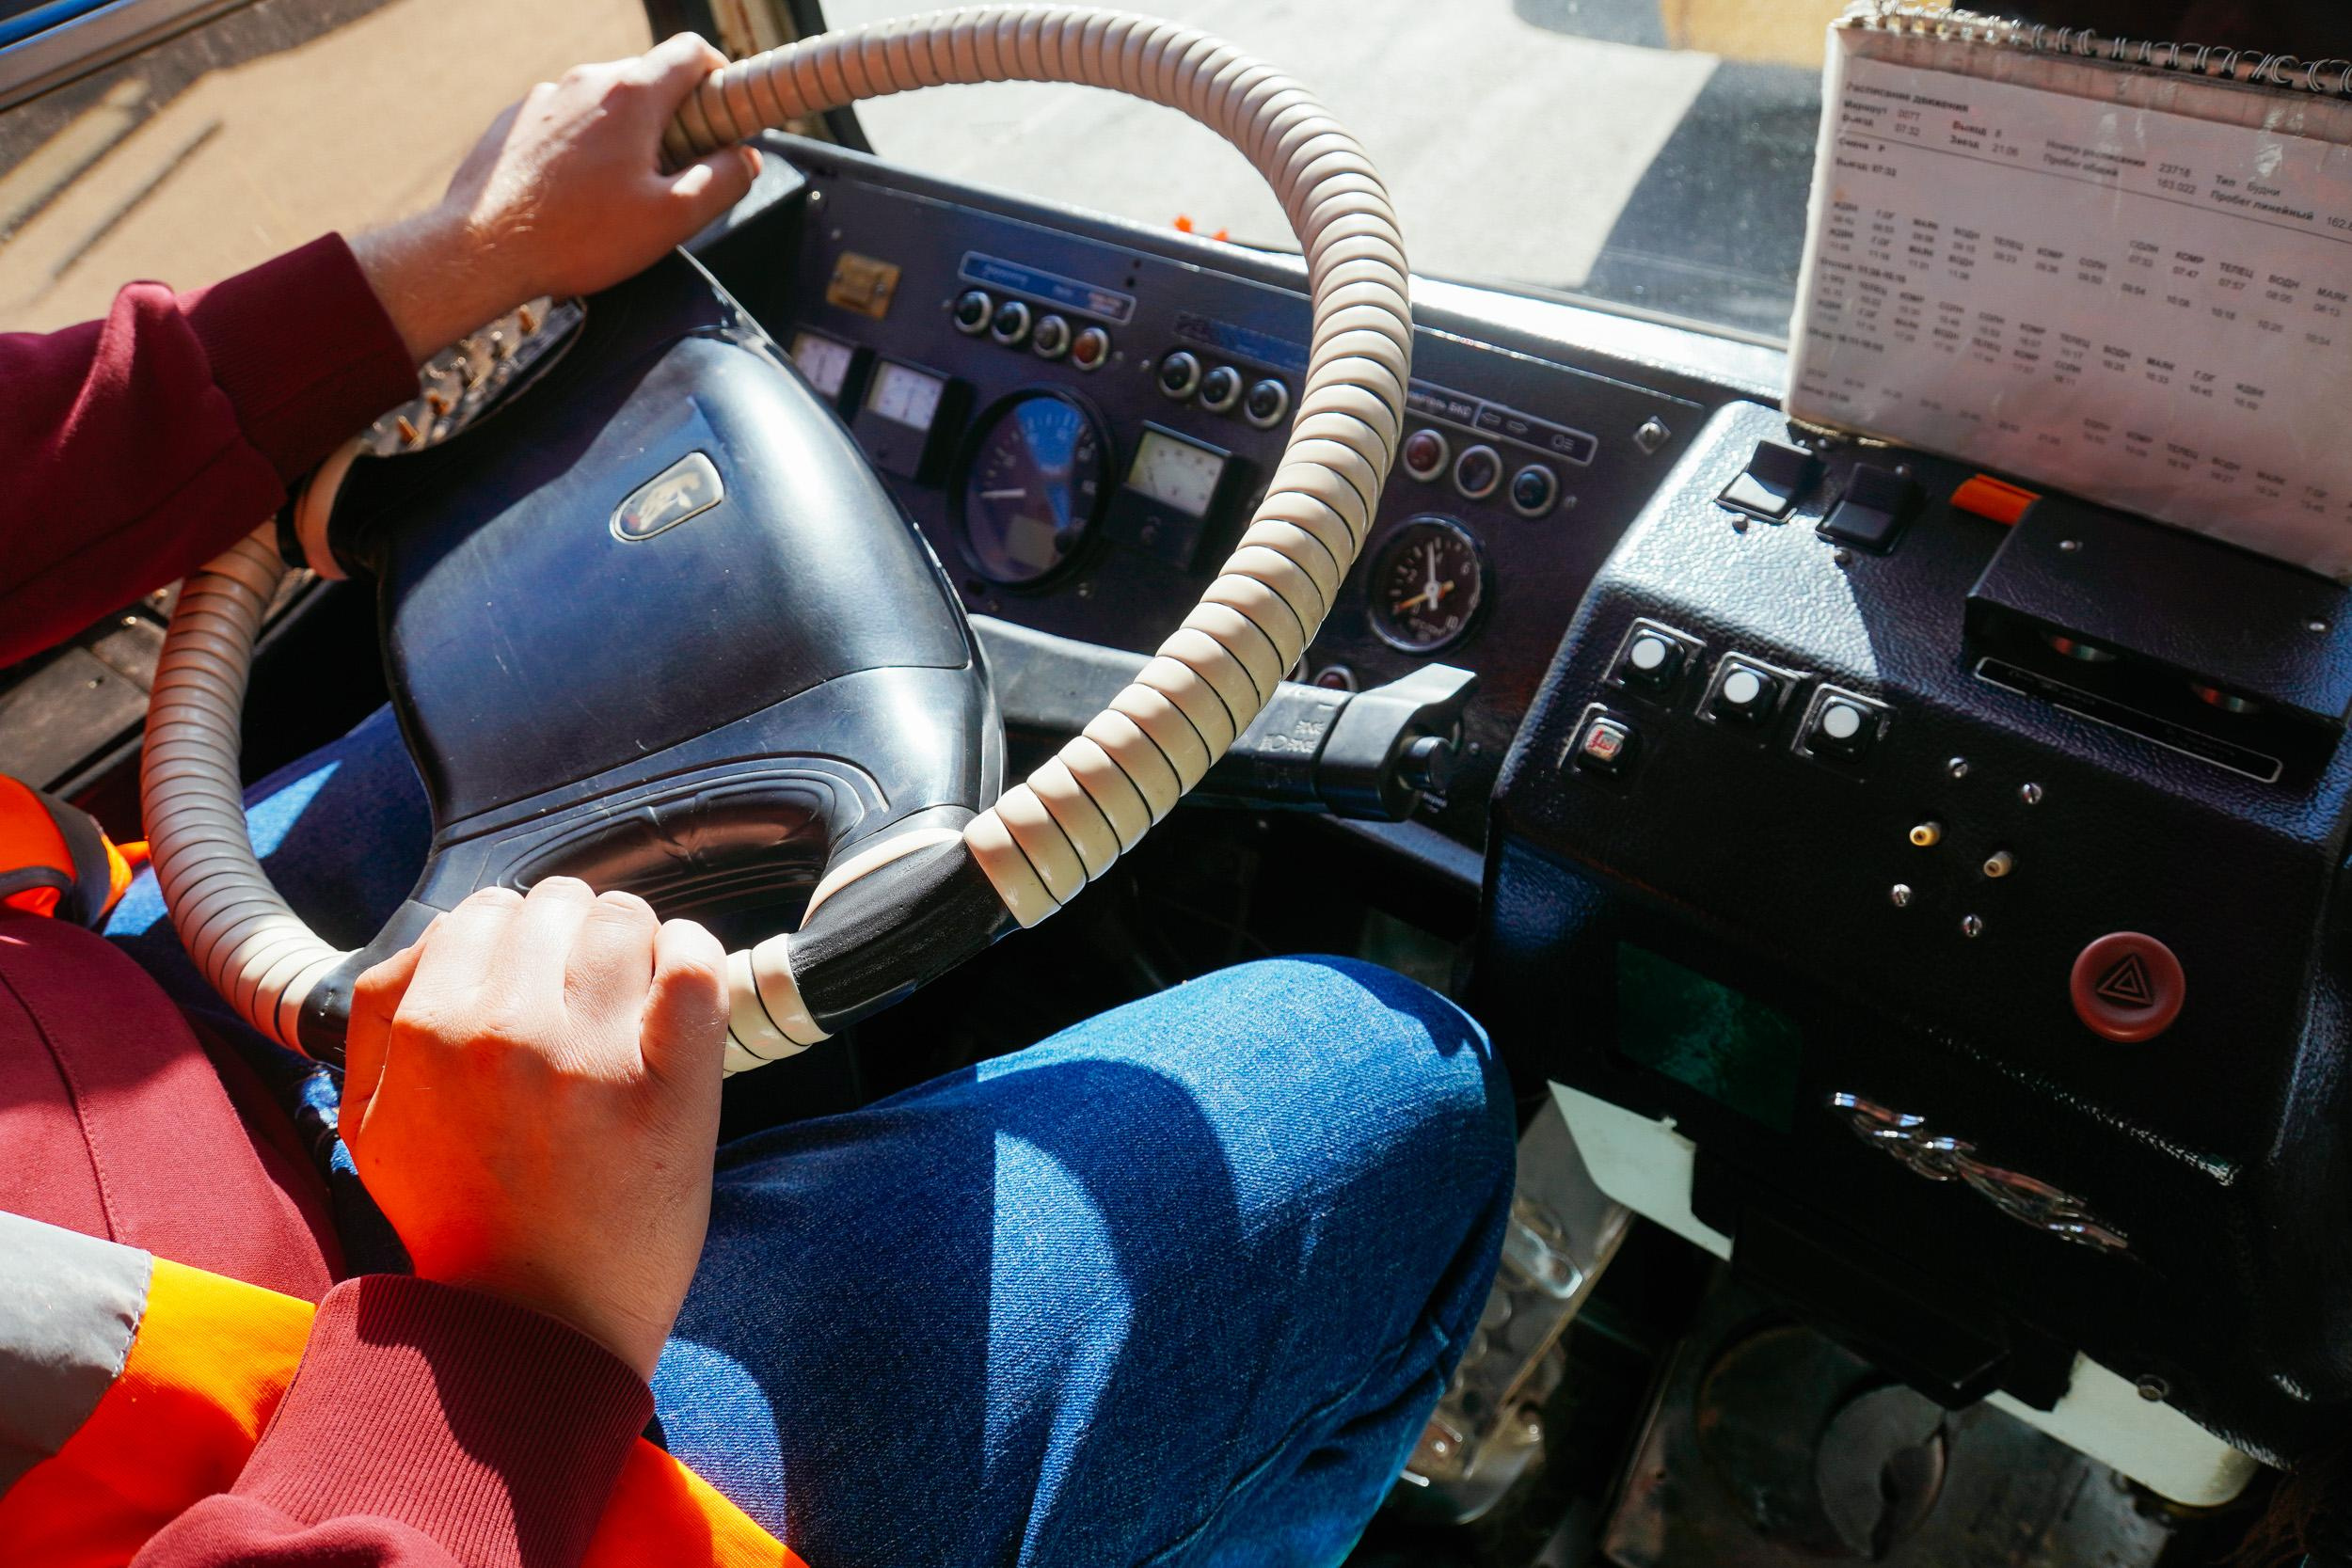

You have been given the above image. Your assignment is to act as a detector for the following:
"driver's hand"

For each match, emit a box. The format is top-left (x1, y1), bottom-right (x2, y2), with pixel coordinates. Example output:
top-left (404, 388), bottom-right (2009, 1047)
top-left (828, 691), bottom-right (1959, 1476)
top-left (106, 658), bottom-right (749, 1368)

top-left (340, 879), bottom-right (730, 1379)
top-left (352, 33), bottom-right (759, 363)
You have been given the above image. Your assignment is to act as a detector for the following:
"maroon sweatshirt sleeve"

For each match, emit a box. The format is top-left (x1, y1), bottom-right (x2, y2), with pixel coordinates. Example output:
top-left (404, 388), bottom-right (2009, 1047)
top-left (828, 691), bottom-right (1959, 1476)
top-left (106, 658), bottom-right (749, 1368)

top-left (0, 233), bottom-right (415, 667)
top-left (131, 1275), bottom-right (655, 1568)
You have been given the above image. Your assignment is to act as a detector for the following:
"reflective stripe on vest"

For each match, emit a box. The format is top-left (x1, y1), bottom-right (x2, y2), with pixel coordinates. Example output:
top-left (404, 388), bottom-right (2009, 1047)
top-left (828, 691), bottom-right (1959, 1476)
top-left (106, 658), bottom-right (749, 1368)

top-left (0, 777), bottom-right (136, 926)
top-left (0, 1212), bottom-right (801, 1567)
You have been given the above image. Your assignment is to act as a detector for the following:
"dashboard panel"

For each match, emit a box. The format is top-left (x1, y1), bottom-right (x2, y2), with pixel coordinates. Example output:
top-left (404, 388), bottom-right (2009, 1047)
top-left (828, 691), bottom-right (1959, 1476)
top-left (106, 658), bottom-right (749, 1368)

top-left (700, 135), bottom-right (2352, 1468)
top-left (718, 142), bottom-right (1725, 844)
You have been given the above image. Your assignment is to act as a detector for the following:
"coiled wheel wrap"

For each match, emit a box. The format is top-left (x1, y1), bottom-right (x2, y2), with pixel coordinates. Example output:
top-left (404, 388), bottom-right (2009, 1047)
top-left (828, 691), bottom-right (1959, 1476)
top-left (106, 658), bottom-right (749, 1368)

top-left (143, 6), bottom-right (1408, 1070)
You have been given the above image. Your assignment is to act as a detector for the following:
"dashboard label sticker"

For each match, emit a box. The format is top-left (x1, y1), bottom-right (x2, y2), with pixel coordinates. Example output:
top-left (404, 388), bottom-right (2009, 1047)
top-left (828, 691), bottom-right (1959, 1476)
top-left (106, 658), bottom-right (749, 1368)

top-left (958, 253), bottom-right (1134, 324)
top-left (1408, 381), bottom-right (1598, 467)
top-left (1171, 311), bottom-right (1311, 374)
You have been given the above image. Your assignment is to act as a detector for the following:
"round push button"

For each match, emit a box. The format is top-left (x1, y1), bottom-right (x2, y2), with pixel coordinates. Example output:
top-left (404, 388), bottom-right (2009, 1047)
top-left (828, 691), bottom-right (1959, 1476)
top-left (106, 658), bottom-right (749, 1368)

top-left (952, 289), bottom-right (993, 333)
top-left (2070, 932), bottom-right (2185, 1042)
top-left (1509, 463), bottom-right (1559, 517)
top-left (1454, 443), bottom-right (1502, 499)
top-left (1403, 428), bottom-right (1449, 482)
top-left (989, 297), bottom-right (1033, 346)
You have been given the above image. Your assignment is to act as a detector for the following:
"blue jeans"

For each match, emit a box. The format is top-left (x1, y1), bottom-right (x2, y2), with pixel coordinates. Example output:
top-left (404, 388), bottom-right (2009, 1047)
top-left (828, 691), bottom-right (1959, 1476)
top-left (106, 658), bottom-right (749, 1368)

top-left (108, 708), bottom-right (1516, 1567)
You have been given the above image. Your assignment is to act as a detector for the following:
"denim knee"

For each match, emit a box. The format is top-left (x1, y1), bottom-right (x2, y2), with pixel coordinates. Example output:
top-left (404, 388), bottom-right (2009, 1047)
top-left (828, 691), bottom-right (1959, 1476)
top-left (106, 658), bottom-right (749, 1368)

top-left (1181, 955), bottom-right (1518, 1225)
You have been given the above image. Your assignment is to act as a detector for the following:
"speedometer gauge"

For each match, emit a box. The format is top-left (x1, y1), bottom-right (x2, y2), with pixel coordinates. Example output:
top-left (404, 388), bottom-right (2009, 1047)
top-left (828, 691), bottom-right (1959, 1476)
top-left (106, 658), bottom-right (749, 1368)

top-left (956, 390), bottom-right (1108, 585)
top-left (1369, 516), bottom-right (1486, 654)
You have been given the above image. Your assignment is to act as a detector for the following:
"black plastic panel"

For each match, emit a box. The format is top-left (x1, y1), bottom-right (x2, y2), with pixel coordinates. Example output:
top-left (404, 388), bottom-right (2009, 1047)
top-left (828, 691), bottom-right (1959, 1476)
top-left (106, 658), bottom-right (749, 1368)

top-left (1481, 399), bottom-right (2352, 1462)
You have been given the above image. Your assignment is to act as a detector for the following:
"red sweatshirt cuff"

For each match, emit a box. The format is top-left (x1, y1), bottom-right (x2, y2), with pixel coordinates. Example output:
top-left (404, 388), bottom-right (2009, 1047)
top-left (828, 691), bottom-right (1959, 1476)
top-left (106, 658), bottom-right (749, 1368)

top-left (182, 233), bottom-right (415, 485)
top-left (234, 1275), bottom-right (654, 1568)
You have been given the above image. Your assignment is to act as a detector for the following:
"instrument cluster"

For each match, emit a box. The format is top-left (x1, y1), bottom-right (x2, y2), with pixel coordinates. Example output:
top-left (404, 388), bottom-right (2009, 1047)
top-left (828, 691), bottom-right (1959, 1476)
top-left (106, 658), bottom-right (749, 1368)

top-left (758, 149), bottom-right (1705, 838)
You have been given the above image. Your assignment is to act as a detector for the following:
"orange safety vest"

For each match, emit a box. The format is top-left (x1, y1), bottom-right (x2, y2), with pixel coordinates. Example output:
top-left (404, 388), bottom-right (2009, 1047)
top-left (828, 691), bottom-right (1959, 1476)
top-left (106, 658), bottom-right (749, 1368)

top-left (0, 1212), bottom-right (803, 1567)
top-left (0, 775), bottom-right (138, 926)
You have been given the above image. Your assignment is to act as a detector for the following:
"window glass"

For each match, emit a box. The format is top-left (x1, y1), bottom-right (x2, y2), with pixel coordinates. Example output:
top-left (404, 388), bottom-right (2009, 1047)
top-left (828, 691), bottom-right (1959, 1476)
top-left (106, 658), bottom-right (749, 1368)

top-left (818, 0), bottom-right (1846, 341)
top-left (0, 0), bottom-right (652, 333)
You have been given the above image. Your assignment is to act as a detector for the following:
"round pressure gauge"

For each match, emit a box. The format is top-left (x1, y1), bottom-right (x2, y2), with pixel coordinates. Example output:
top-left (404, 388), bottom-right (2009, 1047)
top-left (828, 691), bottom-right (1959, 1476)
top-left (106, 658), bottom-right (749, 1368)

top-left (955, 390), bottom-right (1109, 585)
top-left (1369, 516), bottom-right (1486, 654)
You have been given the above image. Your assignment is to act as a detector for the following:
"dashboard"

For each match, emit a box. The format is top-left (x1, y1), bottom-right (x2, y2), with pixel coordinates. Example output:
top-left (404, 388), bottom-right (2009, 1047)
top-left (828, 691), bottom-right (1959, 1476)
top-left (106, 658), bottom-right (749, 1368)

top-left (694, 136), bottom-right (2352, 1472)
top-left (704, 142), bottom-right (1739, 847)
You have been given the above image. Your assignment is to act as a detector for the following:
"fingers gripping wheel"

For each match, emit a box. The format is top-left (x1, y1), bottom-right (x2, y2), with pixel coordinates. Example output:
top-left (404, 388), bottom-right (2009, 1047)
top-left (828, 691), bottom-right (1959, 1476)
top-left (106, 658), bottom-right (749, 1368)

top-left (143, 6), bottom-right (1409, 1069)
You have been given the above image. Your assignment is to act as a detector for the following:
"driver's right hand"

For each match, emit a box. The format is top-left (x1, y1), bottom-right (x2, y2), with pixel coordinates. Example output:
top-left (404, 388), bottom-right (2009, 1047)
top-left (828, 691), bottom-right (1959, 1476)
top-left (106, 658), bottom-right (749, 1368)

top-left (340, 879), bottom-right (730, 1379)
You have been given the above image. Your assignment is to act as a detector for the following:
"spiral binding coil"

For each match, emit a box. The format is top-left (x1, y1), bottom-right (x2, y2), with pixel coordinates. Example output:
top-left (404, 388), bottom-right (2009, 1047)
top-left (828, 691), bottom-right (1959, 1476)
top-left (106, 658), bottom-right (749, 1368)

top-left (1849, 2), bottom-right (2352, 98)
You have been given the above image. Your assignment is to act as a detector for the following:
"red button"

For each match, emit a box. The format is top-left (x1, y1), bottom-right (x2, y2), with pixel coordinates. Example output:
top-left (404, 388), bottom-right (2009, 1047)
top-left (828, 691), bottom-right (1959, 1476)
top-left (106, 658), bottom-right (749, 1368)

top-left (2069, 932), bottom-right (2185, 1042)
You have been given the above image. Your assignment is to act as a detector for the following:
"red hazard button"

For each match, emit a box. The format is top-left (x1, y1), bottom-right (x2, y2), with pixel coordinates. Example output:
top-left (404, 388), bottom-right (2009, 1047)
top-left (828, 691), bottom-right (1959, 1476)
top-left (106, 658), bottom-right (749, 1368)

top-left (2070, 932), bottom-right (2185, 1042)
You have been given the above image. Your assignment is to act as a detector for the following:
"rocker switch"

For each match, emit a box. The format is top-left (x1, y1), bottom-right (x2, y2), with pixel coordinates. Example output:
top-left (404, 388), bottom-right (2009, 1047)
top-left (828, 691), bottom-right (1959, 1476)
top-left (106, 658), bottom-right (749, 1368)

top-left (1820, 464), bottom-right (1919, 552)
top-left (1719, 439), bottom-right (1820, 520)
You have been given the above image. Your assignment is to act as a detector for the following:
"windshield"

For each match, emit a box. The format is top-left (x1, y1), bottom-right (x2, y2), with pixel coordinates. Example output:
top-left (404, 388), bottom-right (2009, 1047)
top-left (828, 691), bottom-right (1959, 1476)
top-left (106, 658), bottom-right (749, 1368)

top-left (819, 0), bottom-right (1846, 341)
top-left (0, 0), bottom-right (652, 334)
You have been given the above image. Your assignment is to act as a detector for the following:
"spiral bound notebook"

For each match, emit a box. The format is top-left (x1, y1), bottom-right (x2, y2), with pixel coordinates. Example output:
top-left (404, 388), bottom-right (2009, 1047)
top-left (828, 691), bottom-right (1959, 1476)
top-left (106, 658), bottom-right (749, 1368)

top-left (1785, 5), bottom-right (2352, 578)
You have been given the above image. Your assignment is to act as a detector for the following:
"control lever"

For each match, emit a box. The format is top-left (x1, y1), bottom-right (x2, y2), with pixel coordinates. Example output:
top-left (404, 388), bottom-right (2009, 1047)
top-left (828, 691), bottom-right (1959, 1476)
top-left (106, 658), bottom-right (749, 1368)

top-left (975, 616), bottom-right (1475, 821)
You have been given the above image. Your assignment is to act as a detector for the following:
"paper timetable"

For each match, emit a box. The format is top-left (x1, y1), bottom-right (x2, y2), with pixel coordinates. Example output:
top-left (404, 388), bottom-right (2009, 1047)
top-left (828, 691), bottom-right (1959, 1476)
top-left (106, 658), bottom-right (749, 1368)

top-left (1786, 24), bottom-right (2352, 578)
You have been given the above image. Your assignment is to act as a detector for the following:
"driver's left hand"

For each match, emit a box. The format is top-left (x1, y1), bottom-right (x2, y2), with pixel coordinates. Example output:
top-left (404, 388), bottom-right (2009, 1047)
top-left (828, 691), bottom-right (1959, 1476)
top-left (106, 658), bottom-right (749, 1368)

top-left (351, 32), bottom-right (760, 364)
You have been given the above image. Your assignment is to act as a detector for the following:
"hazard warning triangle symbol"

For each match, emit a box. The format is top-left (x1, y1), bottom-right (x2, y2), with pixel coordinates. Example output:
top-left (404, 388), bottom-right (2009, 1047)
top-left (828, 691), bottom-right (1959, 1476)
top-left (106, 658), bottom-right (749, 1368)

top-left (2094, 953), bottom-right (2156, 1008)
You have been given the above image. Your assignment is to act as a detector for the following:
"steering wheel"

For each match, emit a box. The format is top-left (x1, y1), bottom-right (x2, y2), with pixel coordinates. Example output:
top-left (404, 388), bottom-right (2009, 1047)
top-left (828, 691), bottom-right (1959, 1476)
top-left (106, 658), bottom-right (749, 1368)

top-left (139, 5), bottom-right (1410, 1071)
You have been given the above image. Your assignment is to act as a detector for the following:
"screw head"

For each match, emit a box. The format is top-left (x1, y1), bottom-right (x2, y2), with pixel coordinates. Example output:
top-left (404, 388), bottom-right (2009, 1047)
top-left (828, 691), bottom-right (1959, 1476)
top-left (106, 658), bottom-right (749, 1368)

top-left (1947, 756), bottom-right (1970, 780)
top-left (2136, 1375), bottom-right (2169, 1402)
top-left (1962, 914), bottom-right (1985, 938)
top-left (2058, 538), bottom-right (2082, 552)
top-left (2311, 620), bottom-right (2330, 633)
top-left (2019, 782), bottom-right (2043, 805)
top-left (1832, 546), bottom-right (1853, 566)
top-left (1890, 884), bottom-right (1913, 908)
top-left (1730, 515), bottom-right (1749, 533)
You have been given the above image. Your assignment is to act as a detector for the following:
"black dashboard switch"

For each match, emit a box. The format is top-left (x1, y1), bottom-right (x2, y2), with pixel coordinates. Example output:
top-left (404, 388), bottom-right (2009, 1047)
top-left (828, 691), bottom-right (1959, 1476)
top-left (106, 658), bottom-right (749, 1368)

top-left (1719, 438), bottom-right (1820, 520)
top-left (952, 289), bottom-right (993, 334)
top-left (1709, 658), bottom-right (1780, 724)
top-left (1820, 464), bottom-right (1919, 552)
top-left (1454, 443), bottom-right (1502, 499)
top-left (1807, 694), bottom-right (1878, 759)
top-left (1157, 351), bottom-right (1202, 400)
top-left (1571, 711), bottom-right (1636, 775)
top-left (1618, 627), bottom-right (1684, 691)
top-left (1030, 313), bottom-right (1072, 359)
top-left (1199, 363), bottom-right (1243, 414)
top-left (988, 297), bottom-right (1033, 347)
top-left (1243, 377), bottom-right (1290, 429)
top-left (1509, 463), bottom-right (1560, 517)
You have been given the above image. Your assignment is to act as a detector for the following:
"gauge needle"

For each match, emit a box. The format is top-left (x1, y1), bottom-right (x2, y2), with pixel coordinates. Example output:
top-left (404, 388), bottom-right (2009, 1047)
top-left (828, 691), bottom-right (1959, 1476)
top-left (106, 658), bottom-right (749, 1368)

top-left (980, 487), bottom-right (1029, 500)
